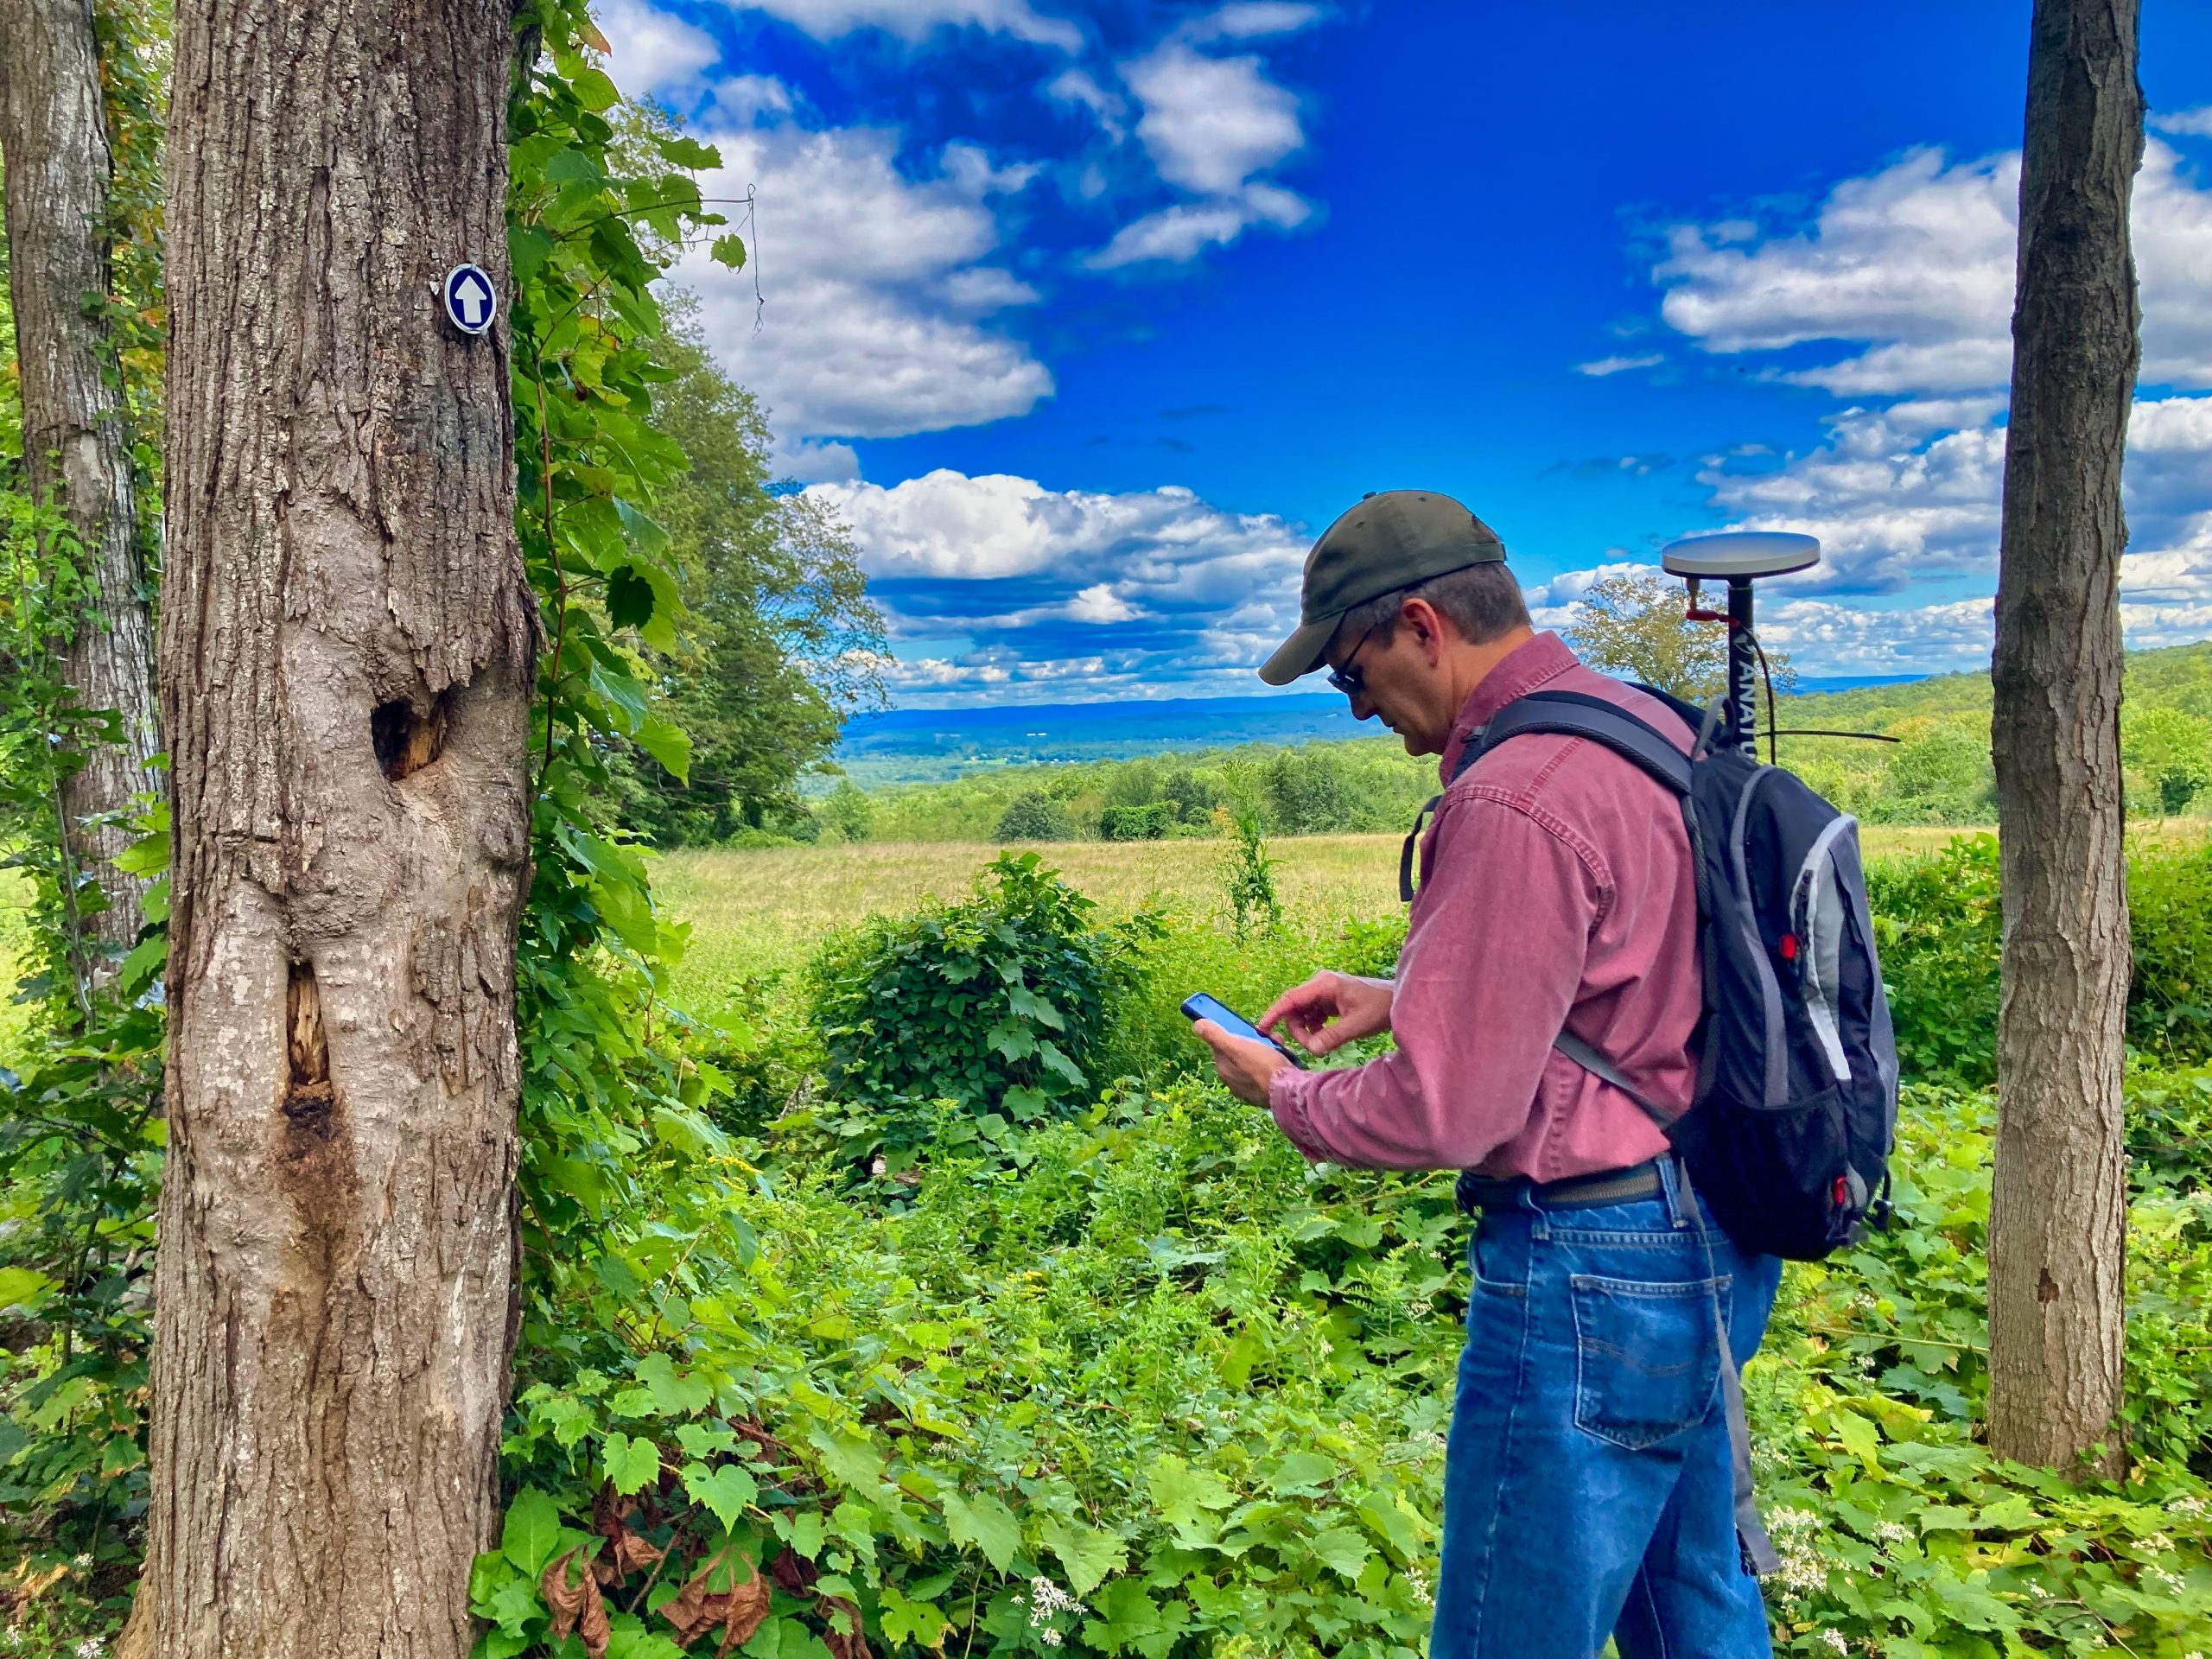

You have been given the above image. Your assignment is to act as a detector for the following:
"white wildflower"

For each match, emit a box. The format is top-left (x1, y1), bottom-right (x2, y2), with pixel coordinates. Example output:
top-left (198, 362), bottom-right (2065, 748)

top-left (76, 1642), bottom-right (105, 1659)
top-left (1874, 1521), bottom-right (1911, 1547)
top-left (2027, 1581), bottom-right (2050, 1599)
top-left (1777, 1550), bottom-right (1827, 1597)
top-left (1040, 1630), bottom-right (1064, 1648)
top-left (1407, 1301), bottom-right (1433, 1319)
top-left (1767, 1506), bottom-right (1821, 1537)
top-left (2141, 1531), bottom-right (2174, 1553)
top-left (71, 1553), bottom-right (92, 1569)
top-left (2148, 1566), bottom-right (2187, 1594)
top-left (1818, 1630), bottom-right (1849, 1656)
top-left (1025, 1577), bottom-right (1082, 1629)
top-left (2167, 1494), bottom-right (2207, 1519)
top-left (1402, 1567), bottom-right (1433, 1610)
top-left (1764, 1510), bottom-right (1827, 1604)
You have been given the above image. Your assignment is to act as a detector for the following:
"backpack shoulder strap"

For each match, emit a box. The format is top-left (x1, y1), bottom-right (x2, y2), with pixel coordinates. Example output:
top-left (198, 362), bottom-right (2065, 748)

top-left (1461, 690), bottom-right (1694, 797)
top-left (1399, 792), bottom-right (1442, 905)
top-left (1404, 690), bottom-right (1697, 905)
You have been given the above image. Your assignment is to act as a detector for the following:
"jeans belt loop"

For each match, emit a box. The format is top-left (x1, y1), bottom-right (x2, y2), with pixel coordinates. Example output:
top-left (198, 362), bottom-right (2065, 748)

top-left (1657, 1154), bottom-right (1690, 1230)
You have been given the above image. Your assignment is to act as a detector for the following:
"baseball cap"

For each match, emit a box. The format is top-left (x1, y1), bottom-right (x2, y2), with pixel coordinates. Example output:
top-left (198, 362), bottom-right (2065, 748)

top-left (1258, 490), bottom-right (1508, 686)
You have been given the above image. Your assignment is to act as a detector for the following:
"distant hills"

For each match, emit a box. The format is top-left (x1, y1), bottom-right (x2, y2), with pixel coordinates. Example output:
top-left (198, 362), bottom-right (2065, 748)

top-left (835, 674), bottom-right (1931, 785)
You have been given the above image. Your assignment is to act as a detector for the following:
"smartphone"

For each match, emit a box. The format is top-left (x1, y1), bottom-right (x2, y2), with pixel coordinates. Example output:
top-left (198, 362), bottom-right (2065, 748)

top-left (1181, 993), bottom-right (1306, 1067)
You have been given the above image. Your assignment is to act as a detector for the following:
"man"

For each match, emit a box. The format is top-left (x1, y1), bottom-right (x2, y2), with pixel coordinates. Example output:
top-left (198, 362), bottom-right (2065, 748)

top-left (1193, 490), bottom-right (1779, 1659)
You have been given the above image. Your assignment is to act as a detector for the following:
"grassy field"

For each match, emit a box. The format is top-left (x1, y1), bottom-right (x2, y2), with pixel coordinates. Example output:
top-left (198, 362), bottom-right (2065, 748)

top-left (651, 823), bottom-right (1997, 1014)
top-left (0, 871), bottom-right (34, 1069)
top-left (654, 834), bottom-right (1398, 1006)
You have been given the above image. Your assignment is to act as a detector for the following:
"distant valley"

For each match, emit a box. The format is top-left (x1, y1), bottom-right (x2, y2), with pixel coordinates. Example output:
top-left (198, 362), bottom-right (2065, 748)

top-left (831, 675), bottom-right (1931, 785)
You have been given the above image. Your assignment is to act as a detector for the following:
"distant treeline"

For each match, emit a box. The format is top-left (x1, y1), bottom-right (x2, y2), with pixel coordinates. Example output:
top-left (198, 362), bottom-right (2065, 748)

top-left (761, 641), bottom-right (2212, 846)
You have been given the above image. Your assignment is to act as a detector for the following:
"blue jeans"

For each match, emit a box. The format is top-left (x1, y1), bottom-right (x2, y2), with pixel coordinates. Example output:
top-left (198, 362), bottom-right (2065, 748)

top-left (1430, 1160), bottom-right (1783, 1659)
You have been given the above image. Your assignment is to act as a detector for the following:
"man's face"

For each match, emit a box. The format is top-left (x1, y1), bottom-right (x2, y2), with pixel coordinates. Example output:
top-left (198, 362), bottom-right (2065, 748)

top-left (1324, 605), bottom-right (1445, 755)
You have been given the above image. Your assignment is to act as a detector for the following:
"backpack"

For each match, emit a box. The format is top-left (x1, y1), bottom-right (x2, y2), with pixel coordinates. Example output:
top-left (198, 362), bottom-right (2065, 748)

top-left (1422, 684), bottom-right (1900, 1262)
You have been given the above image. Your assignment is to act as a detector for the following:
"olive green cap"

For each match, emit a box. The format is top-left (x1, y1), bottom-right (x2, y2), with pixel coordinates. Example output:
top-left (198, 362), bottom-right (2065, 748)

top-left (1259, 490), bottom-right (1508, 686)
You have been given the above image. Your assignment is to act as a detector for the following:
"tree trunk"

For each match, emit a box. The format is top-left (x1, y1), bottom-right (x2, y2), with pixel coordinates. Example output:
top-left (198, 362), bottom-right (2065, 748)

top-left (1987, 0), bottom-right (2142, 1476)
top-left (143, 1), bottom-right (537, 1653)
top-left (0, 0), bottom-right (162, 970)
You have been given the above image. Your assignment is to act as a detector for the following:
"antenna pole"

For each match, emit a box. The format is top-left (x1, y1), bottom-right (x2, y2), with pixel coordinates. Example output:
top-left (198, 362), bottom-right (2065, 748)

top-left (1660, 531), bottom-right (1819, 752)
top-left (1727, 576), bottom-right (1757, 749)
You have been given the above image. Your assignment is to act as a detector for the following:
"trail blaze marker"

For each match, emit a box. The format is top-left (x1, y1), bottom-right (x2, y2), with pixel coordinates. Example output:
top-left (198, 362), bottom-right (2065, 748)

top-left (443, 264), bottom-right (496, 335)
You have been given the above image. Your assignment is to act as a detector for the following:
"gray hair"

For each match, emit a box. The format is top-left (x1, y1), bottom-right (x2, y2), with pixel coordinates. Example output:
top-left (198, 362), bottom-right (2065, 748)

top-left (1335, 561), bottom-right (1529, 653)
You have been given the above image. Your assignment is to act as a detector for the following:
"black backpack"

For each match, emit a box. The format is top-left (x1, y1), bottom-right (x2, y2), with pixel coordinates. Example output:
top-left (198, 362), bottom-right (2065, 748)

top-left (1423, 685), bottom-right (1900, 1262)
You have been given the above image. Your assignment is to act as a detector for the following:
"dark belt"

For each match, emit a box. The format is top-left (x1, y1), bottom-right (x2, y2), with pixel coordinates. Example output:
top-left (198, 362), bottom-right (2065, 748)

top-left (1454, 1159), bottom-right (1664, 1215)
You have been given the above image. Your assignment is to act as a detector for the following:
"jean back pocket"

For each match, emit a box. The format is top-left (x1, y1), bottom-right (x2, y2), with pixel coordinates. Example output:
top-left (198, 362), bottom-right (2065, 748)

top-left (1568, 1271), bottom-right (1728, 1451)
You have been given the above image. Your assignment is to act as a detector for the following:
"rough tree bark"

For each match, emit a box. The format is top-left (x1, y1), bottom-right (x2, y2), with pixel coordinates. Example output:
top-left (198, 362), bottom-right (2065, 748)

top-left (0, 0), bottom-right (162, 969)
top-left (1987, 0), bottom-right (2142, 1475)
top-left (143, 1), bottom-right (538, 1653)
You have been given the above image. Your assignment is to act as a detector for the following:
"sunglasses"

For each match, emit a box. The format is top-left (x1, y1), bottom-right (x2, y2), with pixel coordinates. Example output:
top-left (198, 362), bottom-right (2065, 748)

top-left (1325, 620), bottom-right (1381, 696)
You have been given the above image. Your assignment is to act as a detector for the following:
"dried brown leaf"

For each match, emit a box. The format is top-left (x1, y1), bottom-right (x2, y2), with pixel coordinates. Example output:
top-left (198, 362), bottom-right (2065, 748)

top-left (820, 1595), bottom-right (871, 1659)
top-left (771, 1549), bottom-right (817, 1596)
top-left (658, 1548), bottom-right (774, 1655)
top-left (714, 1567), bottom-right (773, 1658)
top-left (608, 1523), bottom-right (665, 1576)
top-left (543, 1548), bottom-right (587, 1642)
top-left (543, 1548), bottom-right (615, 1658)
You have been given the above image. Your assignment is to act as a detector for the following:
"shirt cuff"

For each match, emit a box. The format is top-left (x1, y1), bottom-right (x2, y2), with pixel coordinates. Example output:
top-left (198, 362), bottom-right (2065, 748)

top-left (1268, 1065), bottom-right (1335, 1162)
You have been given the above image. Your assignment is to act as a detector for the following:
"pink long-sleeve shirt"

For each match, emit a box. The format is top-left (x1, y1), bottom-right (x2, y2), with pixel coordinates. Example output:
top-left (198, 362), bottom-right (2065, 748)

top-left (1268, 632), bottom-right (1700, 1180)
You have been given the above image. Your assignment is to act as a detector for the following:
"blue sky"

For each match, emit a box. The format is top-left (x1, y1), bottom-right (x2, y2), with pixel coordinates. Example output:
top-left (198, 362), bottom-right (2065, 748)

top-left (599, 0), bottom-right (2212, 706)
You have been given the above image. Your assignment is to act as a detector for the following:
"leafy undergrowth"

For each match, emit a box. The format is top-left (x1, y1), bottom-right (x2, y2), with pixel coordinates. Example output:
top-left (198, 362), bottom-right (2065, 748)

top-left (10, 830), bottom-right (2212, 1657)
top-left (468, 1068), bottom-right (2212, 1659)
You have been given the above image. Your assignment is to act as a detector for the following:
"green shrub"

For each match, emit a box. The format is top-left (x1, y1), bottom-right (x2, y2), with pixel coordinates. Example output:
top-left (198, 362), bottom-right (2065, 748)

top-left (1868, 833), bottom-right (2212, 1087)
top-left (2125, 1063), bottom-right (2212, 1192)
top-left (1866, 725), bottom-right (1995, 824)
top-left (1866, 836), bottom-right (2004, 1086)
top-left (1100, 803), bottom-right (1173, 842)
top-left (1221, 807), bottom-right (1281, 938)
top-left (808, 854), bottom-right (1151, 1131)
top-left (995, 791), bottom-right (1071, 842)
top-left (2123, 707), bottom-right (2212, 817)
top-left (817, 779), bottom-right (874, 843)
top-left (2126, 841), bottom-right (2212, 1065)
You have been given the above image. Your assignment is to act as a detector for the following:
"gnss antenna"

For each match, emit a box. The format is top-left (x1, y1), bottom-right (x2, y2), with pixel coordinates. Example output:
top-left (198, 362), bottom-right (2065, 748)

top-left (1661, 531), bottom-right (1819, 753)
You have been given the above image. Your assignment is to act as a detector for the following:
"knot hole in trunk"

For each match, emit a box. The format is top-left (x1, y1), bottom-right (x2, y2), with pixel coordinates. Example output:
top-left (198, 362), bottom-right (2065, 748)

top-left (283, 961), bottom-right (334, 1145)
top-left (372, 692), bottom-right (449, 781)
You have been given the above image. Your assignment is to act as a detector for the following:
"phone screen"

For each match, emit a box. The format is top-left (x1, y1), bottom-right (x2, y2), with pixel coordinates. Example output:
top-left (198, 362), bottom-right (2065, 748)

top-left (1181, 994), bottom-right (1304, 1066)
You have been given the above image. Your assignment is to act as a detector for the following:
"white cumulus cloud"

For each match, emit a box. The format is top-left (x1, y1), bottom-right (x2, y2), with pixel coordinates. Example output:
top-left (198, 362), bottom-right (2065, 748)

top-left (1183, 3), bottom-right (1326, 44)
top-left (675, 125), bottom-right (1052, 439)
top-left (1655, 139), bottom-right (2212, 394)
top-left (1646, 394), bottom-right (2212, 667)
top-left (1576, 353), bottom-right (1663, 378)
top-left (801, 468), bottom-right (1318, 701)
top-left (1083, 41), bottom-right (1313, 267)
top-left (2152, 105), bottom-right (2212, 138)
top-left (1088, 184), bottom-right (1310, 268)
top-left (1126, 44), bottom-right (1302, 195)
top-left (598, 0), bottom-right (723, 99)
top-left (718, 0), bottom-right (1081, 50)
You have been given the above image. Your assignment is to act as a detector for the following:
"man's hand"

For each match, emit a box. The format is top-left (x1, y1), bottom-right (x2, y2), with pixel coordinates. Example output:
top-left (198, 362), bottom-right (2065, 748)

top-left (1257, 971), bottom-right (1394, 1057)
top-left (1192, 1020), bottom-right (1291, 1108)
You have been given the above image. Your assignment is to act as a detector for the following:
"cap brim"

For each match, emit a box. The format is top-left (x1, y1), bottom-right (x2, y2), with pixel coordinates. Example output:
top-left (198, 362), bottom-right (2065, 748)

top-left (1258, 613), bottom-right (1343, 686)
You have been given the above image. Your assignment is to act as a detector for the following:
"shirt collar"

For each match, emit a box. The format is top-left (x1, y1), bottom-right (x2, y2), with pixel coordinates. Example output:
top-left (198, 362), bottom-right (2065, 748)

top-left (1435, 631), bottom-right (1580, 785)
